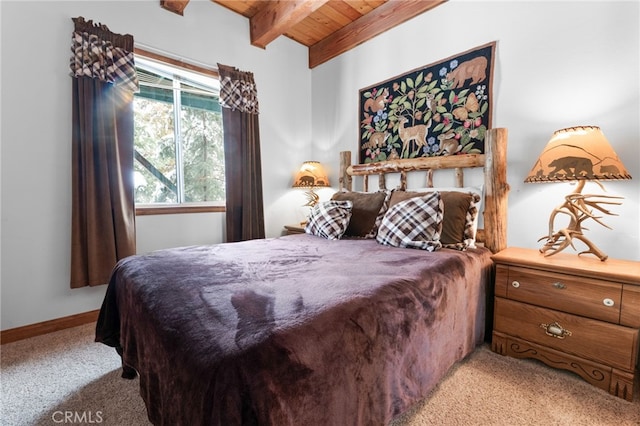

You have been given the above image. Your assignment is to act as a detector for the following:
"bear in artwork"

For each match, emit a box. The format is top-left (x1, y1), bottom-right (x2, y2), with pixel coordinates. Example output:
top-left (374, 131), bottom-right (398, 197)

top-left (446, 57), bottom-right (488, 89)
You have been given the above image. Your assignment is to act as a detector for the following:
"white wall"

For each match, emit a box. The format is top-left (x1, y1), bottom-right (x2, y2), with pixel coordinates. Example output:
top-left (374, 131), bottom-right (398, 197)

top-left (311, 0), bottom-right (640, 261)
top-left (0, 0), bottom-right (312, 330)
top-left (2, 0), bottom-right (639, 331)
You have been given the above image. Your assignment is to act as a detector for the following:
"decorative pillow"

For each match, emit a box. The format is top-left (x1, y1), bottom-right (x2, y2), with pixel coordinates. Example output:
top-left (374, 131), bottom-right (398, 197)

top-left (304, 200), bottom-right (353, 240)
top-left (376, 192), bottom-right (443, 251)
top-left (330, 190), bottom-right (390, 238)
top-left (389, 187), bottom-right (481, 249)
top-left (412, 185), bottom-right (483, 243)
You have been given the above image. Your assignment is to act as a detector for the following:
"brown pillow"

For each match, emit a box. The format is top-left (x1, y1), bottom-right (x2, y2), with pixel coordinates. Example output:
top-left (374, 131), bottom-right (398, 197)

top-left (389, 190), bottom-right (473, 246)
top-left (331, 190), bottom-right (389, 238)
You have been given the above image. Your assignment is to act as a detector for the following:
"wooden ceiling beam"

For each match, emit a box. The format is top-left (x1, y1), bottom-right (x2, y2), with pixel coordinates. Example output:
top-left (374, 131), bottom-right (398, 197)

top-left (308, 0), bottom-right (447, 68)
top-left (160, 0), bottom-right (190, 16)
top-left (250, 0), bottom-right (331, 49)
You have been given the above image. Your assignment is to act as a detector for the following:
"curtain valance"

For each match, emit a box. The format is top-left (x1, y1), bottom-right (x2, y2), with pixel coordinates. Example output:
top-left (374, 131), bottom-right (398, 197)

top-left (69, 17), bottom-right (139, 92)
top-left (218, 64), bottom-right (259, 115)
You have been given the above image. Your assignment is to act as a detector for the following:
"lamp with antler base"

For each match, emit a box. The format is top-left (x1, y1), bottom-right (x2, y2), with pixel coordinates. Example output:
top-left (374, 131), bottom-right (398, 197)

top-left (524, 126), bottom-right (632, 261)
top-left (292, 161), bottom-right (330, 206)
top-left (292, 161), bottom-right (331, 225)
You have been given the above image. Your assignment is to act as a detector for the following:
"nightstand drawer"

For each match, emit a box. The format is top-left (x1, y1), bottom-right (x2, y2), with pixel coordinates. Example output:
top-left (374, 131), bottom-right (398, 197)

top-left (495, 265), bottom-right (622, 323)
top-left (494, 298), bottom-right (639, 371)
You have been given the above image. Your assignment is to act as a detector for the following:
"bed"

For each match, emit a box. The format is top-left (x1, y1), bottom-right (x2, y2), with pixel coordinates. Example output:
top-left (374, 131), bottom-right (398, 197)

top-left (96, 128), bottom-right (509, 425)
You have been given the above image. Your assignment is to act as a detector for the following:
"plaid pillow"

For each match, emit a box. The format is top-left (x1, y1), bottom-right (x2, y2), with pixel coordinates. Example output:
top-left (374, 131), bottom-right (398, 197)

top-left (304, 200), bottom-right (353, 240)
top-left (376, 192), bottom-right (443, 251)
top-left (389, 187), bottom-right (482, 250)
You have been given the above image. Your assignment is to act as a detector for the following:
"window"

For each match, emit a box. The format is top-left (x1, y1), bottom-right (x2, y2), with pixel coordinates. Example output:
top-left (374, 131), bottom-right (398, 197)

top-left (133, 50), bottom-right (225, 214)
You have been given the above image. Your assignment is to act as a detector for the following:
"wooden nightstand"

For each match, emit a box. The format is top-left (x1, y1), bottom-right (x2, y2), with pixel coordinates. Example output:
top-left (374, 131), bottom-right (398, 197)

top-left (491, 247), bottom-right (640, 401)
top-left (284, 224), bottom-right (305, 235)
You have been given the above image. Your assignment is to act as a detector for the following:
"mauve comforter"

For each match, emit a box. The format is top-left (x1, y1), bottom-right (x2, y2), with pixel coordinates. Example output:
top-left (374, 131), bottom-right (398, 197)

top-left (95, 234), bottom-right (492, 426)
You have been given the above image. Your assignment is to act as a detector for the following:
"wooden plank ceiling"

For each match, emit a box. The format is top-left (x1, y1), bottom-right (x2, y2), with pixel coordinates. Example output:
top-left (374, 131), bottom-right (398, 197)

top-left (162, 0), bottom-right (447, 68)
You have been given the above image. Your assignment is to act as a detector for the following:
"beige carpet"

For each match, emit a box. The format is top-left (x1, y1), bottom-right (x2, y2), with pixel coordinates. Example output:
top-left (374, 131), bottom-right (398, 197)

top-left (1, 323), bottom-right (638, 426)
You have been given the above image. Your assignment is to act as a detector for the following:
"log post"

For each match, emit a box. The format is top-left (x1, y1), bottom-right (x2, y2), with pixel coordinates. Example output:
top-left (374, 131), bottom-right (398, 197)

top-left (379, 173), bottom-right (386, 190)
top-left (400, 171), bottom-right (407, 190)
top-left (339, 151), bottom-right (352, 191)
top-left (426, 169), bottom-right (433, 188)
top-left (454, 167), bottom-right (464, 187)
top-left (484, 128), bottom-right (509, 253)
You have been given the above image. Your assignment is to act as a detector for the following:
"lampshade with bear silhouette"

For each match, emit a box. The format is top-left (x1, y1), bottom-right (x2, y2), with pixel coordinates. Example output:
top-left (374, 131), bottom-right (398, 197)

top-left (292, 161), bottom-right (330, 208)
top-left (525, 126), bottom-right (631, 183)
top-left (525, 126), bottom-right (631, 261)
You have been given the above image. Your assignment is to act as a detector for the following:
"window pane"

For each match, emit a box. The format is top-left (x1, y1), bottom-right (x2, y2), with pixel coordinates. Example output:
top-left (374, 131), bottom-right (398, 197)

top-left (181, 99), bottom-right (225, 202)
top-left (133, 56), bottom-right (224, 207)
top-left (134, 96), bottom-right (178, 203)
top-left (180, 81), bottom-right (221, 113)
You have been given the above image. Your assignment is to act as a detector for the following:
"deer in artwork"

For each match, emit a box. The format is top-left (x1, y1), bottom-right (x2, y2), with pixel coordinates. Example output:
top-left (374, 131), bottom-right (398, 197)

top-left (397, 116), bottom-right (428, 158)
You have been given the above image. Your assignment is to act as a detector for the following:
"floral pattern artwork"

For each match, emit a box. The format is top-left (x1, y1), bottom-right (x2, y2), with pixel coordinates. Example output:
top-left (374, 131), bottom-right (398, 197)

top-left (359, 42), bottom-right (496, 164)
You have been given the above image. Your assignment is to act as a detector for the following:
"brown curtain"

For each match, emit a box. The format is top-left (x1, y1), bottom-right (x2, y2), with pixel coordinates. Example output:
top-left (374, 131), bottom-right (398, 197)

top-left (69, 17), bottom-right (138, 288)
top-left (217, 64), bottom-right (265, 242)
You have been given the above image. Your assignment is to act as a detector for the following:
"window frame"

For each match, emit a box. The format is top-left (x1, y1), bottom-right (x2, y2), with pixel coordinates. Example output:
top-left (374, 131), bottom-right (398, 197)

top-left (133, 48), bottom-right (225, 216)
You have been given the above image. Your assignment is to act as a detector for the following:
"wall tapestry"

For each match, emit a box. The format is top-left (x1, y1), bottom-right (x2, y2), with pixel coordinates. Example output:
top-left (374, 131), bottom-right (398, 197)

top-left (359, 41), bottom-right (496, 164)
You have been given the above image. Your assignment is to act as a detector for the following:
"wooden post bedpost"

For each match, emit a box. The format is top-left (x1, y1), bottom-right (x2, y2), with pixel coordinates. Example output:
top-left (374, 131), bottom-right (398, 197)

top-left (378, 174), bottom-right (386, 190)
top-left (454, 167), bottom-right (464, 187)
top-left (484, 128), bottom-right (509, 253)
top-left (339, 151), bottom-right (352, 191)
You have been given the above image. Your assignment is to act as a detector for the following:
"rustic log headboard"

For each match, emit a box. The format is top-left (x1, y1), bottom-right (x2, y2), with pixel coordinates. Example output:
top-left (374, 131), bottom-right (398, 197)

top-left (339, 128), bottom-right (509, 253)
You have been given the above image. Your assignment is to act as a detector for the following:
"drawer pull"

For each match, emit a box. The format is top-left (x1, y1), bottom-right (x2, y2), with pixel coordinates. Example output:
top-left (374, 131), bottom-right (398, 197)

top-left (552, 282), bottom-right (566, 290)
top-left (540, 322), bottom-right (572, 339)
top-left (511, 281), bottom-right (520, 288)
top-left (603, 298), bottom-right (615, 307)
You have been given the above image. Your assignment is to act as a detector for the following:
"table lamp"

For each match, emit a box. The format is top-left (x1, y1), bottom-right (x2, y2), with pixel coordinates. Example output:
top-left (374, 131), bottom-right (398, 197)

top-left (292, 161), bottom-right (330, 208)
top-left (524, 126), bottom-right (632, 261)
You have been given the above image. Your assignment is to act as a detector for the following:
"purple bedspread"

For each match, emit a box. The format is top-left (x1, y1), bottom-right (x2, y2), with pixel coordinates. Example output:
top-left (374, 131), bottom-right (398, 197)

top-left (96, 234), bottom-right (492, 425)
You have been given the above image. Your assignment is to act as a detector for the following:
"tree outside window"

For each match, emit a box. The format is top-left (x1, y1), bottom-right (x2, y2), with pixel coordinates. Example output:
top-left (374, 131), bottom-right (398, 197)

top-left (134, 55), bottom-right (225, 208)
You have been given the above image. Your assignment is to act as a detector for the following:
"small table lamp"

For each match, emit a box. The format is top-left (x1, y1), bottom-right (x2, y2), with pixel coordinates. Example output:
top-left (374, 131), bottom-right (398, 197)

top-left (292, 161), bottom-right (330, 208)
top-left (524, 126), bottom-right (632, 261)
